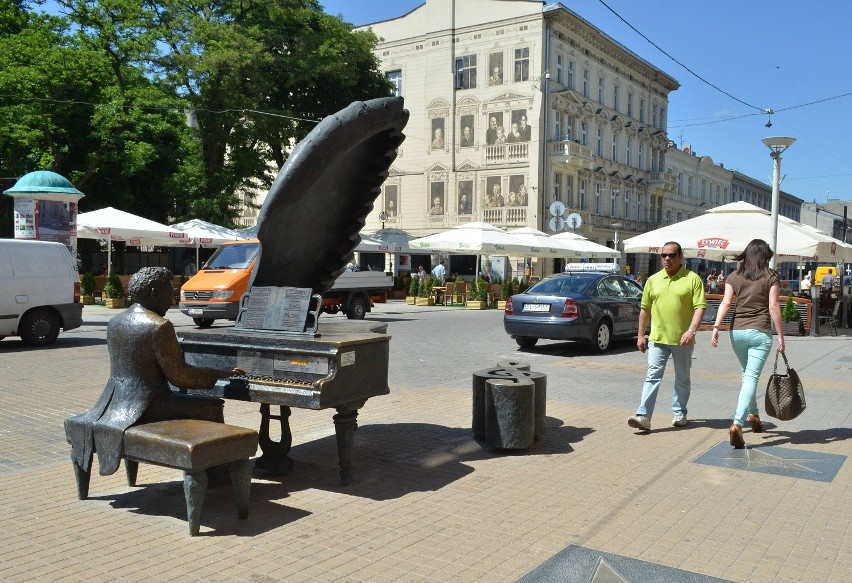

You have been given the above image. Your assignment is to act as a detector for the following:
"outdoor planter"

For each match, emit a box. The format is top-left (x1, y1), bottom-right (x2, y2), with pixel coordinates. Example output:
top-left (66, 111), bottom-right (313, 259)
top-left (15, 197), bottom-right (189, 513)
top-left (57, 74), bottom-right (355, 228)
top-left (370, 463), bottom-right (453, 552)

top-left (782, 320), bottom-right (804, 336)
top-left (405, 296), bottom-right (417, 305)
top-left (389, 290), bottom-right (407, 300)
top-left (415, 297), bottom-right (435, 306)
top-left (466, 300), bottom-right (487, 310)
top-left (497, 300), bottom-right (507, 310)
top-left (105, 297), bottom-right (126, 309)
top-left (81, 295), bottom-right (96, 305)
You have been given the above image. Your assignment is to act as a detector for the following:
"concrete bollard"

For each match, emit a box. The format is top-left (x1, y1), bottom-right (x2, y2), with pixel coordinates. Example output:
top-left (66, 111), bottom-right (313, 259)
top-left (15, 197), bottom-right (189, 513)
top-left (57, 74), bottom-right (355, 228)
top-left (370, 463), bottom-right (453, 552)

top-left (473, 360), bottom-right (546, 442)
top-left (484, 378), bottom-right (535, 449)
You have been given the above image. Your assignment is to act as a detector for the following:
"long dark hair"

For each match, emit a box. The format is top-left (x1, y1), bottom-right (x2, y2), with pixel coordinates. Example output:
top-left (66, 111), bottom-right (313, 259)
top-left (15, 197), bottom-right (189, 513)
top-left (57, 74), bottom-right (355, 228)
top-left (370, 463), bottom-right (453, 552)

top-left (733, 239), bottom-right (774, 280)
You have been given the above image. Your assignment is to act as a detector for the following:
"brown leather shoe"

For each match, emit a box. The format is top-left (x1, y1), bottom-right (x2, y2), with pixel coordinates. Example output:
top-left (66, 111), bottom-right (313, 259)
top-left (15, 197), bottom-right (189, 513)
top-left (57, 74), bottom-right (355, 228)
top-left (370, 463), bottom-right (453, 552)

top-left (747, 414), bottom-right (764, 433)
top-left (729, 424), bottom-right (745, 449)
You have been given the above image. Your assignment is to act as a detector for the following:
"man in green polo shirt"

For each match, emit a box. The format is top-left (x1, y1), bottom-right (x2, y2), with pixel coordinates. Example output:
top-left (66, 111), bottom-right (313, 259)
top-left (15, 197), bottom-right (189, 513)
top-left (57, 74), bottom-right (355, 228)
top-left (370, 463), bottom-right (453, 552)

top-left (628, 242), bottom-right (706, 431)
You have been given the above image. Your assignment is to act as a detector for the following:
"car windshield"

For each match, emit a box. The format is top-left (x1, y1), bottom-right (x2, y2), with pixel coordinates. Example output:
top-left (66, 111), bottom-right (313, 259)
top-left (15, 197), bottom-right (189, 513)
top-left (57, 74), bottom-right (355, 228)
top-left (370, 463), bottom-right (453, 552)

top-left (526, 274), bottom-right (595, 296)
top-left (203, 243), bottom-right (259, 269)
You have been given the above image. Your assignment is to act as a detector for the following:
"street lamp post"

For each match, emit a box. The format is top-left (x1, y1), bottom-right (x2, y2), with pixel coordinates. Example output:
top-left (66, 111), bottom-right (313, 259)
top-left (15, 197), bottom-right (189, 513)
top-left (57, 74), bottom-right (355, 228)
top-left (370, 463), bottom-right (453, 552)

top-left (762, 136), bottom-right (796, 270)
top-left (611, 222), bottom-right (623, 268)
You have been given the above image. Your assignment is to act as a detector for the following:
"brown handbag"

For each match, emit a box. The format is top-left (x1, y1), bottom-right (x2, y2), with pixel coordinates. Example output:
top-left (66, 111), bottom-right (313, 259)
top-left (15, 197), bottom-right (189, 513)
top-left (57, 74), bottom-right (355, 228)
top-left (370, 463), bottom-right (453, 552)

top-left (765, 352), bottom-right (806, 420)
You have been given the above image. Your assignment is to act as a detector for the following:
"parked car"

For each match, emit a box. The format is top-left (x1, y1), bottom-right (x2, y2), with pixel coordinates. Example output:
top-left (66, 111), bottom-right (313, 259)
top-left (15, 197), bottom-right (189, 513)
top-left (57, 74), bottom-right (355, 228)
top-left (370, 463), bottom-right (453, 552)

top-left (503, 270), bottom-right (643, 352)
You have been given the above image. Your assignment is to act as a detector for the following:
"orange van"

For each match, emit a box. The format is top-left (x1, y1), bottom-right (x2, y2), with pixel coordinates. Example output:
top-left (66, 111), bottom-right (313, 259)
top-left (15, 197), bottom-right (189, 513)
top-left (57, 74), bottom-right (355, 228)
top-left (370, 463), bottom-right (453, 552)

top-left (179, 239), bottom-right (259, 327)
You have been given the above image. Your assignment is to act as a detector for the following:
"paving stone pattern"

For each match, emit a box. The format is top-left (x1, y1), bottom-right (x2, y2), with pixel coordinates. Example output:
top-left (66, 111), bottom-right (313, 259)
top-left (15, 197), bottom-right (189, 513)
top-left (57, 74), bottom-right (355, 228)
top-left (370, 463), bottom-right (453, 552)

top-left (0, 302), bottom-right (850, 582)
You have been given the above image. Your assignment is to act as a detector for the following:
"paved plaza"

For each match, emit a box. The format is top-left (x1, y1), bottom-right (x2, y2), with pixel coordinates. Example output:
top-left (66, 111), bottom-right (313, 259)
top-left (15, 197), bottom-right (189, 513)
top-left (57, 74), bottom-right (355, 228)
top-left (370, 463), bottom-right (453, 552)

top-left (0, 300), bottom-right (849, 582)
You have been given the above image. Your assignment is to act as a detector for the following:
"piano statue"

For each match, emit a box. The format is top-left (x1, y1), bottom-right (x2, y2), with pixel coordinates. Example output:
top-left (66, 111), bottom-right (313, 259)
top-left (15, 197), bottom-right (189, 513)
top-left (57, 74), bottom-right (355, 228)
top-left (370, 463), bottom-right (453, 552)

top-left (178, 97), bottom-right (408, 485)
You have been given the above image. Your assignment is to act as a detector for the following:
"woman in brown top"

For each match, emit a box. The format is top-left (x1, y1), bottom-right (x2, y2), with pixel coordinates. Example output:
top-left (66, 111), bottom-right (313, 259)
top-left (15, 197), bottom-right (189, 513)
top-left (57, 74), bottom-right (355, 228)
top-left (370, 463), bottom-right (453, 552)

top-left (710, 239), bottom-right (785, 448)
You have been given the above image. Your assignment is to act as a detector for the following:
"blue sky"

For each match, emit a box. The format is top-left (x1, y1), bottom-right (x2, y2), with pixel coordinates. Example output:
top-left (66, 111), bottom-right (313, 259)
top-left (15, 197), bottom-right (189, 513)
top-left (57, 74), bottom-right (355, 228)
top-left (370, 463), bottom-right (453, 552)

top-left (322, 0), bottom-right (852, 205)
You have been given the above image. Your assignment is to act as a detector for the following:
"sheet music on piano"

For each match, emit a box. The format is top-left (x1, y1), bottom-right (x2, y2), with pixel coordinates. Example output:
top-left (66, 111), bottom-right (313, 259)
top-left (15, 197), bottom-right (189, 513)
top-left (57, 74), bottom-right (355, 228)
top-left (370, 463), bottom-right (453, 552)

top-left (235, 286), bottom-right (320, 334)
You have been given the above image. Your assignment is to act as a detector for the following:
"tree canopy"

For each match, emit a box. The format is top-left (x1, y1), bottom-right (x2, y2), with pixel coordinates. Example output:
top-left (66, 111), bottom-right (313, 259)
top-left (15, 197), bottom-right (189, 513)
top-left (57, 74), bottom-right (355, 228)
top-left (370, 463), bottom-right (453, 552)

top-left (0, 0), bottom-right (392, 233)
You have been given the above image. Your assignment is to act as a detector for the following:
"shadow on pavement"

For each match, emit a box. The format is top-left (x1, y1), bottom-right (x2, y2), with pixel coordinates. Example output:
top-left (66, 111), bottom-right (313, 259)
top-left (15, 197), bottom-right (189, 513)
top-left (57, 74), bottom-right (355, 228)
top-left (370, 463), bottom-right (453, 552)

top-left (257, 420), bottom-right (593, 502)
top-left (753, 426), bottom-right (852, 446)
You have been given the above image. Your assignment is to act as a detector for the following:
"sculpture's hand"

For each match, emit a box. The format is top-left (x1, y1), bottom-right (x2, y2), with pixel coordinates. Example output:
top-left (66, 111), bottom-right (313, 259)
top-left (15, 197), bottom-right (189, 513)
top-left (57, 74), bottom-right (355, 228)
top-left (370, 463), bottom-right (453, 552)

top-left (220, 367), bottom-right (245, 378)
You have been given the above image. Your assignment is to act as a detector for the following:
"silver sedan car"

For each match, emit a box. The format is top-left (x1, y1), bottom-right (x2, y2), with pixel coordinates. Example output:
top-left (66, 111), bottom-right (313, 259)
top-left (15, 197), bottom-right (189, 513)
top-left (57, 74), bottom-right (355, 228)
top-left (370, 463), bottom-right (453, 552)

top-left (503, 271), bottom-right (643, 352)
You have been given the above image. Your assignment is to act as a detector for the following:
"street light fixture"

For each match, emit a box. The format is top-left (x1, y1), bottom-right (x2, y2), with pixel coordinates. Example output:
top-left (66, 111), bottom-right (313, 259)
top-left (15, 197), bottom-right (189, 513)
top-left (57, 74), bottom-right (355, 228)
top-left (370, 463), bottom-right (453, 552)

top-left (611, 222), bottom-right (623, 266)
top-left (762, 136), bottom-right (795, 269)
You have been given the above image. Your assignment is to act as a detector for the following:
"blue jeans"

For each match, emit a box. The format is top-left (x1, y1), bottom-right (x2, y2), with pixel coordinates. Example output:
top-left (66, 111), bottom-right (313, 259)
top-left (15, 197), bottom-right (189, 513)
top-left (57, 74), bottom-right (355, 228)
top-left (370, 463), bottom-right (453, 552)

top-left (729, 329), bottom-right (773, 427)
top-left (636, 342), bottom-right (694, 418)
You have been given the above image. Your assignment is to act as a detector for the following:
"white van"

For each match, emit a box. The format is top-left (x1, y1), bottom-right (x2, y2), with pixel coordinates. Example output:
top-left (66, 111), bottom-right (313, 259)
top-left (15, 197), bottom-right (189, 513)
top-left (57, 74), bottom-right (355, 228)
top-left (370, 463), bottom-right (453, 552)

top-left (0, 239), bottom-right (84, 346)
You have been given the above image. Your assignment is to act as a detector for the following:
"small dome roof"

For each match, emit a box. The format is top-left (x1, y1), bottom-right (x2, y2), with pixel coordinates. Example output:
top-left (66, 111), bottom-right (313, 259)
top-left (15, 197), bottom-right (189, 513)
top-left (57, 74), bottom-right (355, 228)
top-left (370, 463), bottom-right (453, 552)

top-left (4, 170), bottom-right (84, 196)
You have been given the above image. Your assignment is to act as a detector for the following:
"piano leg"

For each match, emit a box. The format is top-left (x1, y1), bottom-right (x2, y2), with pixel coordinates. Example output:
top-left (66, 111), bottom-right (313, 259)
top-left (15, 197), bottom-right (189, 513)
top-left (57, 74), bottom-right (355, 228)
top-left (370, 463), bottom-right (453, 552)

top-left (333, 400), bottom-right (365, 486)
top-left (254, 404), bottom-right (295, 474)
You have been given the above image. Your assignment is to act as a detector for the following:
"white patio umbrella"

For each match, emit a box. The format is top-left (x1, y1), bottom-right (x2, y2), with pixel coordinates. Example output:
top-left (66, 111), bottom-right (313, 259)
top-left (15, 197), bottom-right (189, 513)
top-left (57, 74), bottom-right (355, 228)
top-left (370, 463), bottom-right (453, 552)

top-left (548, 230), bottom-right (623, 259)
top-left (409, 221), bottom-right (532, 278)
top-left (622, 201), bottom-right (852, 262)
top-left (77, 207), bottom-right (190, 274)
top-left (170, 218), bottom-right (243, 269)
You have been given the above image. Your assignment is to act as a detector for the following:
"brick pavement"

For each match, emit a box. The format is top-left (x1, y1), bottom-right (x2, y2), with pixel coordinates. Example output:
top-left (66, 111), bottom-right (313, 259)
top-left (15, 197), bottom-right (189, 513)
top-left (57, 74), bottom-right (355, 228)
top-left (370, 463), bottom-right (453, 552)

top-left (0, 301), bottom-right (849, 582)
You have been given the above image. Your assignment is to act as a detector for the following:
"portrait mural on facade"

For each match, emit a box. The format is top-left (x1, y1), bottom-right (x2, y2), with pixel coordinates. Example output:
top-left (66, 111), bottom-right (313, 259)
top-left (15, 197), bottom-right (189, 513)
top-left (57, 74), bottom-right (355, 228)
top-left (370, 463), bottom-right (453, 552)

top-left (384, 185), bottom-right (398, 218)
top-left (457, 180), bottom-right (473, 214)
top-left (484, 176), bottom-right (503, 208)
top-left (431, 117), bottom-right (445, 149)
top-left (429, 182), bottom-right (445, 215)
top-left (488, 53), bottom-right (503, 86)
top-left (508, 109), bottom-right (531, 142)
top-left (485, 112), bottom-right (503, 145)
top-left (459, 115), bottom-right (475, 147)
top-left (508, 175), bottom-right (528, 207)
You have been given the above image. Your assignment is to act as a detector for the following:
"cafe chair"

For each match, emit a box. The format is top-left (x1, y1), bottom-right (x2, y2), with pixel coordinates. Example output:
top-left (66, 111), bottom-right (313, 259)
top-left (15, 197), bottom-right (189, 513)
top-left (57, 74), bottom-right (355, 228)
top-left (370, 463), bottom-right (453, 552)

top-left (819, 301), bottom-right (840, 336)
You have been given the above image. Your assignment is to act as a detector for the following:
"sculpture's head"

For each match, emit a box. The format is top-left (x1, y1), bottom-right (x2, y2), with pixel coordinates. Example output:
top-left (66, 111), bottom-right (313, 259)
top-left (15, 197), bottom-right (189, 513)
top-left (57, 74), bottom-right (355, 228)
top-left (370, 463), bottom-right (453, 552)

top-left (129, 267), bottom-right (174, 316)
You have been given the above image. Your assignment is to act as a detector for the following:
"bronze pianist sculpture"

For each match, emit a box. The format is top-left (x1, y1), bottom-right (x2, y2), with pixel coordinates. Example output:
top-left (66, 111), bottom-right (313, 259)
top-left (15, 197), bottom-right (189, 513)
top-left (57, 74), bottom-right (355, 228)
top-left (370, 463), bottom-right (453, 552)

top-left (179, 97), bottom-right (408, 485)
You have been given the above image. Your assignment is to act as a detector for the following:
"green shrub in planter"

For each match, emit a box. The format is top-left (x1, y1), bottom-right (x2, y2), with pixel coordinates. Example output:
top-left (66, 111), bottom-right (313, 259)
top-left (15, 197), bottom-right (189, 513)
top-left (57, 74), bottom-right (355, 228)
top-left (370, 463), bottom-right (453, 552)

top-left (502, 278), bottom-right (513, 300)
top-left (782, 296), bottom-right (799, 322)
top-left (419, 276), bottom-right (434, 298)
top-left (408, 276), bottom-right (419, 297)
top-left (103, 273), bottom-right (124, 299)
top-left (80, 272), bottom-right (97, 296)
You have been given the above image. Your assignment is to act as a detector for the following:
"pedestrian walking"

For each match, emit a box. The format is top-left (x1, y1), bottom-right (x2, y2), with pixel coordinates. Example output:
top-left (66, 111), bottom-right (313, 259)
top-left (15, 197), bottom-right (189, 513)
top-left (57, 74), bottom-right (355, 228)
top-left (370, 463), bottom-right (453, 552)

top-left (709, 239), bottom-right (784, 449)
top-left (628, 242), bottom-right (706, 431)
top-left (431, 259), bottom-right (446, 283)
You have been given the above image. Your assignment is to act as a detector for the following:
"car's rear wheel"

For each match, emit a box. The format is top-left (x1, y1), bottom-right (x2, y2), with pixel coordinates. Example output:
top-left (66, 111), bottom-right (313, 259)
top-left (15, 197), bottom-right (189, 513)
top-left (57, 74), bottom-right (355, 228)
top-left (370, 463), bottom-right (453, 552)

top-left (19, 309), bottom-right (61, 346)
top-left (515, 336), bottom-right (538, 349)
top-left (193, 318), bottom-right (214, 328)
top-left (346, 296), bottom-right (367, 320)
top-left (592, 320), bottom-right (612, 352)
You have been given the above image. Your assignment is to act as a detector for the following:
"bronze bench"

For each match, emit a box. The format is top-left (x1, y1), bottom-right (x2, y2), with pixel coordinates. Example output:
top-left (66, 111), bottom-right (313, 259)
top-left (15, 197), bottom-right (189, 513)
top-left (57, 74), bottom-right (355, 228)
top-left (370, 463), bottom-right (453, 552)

top-left (73, 419), bottom-right (259, 536)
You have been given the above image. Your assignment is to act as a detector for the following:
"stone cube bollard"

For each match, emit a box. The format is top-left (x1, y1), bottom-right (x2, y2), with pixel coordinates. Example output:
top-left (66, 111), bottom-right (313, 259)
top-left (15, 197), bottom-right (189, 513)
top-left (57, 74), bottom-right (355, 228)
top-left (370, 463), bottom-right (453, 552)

top-left (473, 360), bottom-right (546, 449)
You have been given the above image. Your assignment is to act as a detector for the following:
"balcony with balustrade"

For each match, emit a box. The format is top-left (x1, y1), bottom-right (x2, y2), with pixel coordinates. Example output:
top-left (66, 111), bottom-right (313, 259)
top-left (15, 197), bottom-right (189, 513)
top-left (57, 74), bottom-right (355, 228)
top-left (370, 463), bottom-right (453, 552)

top-left (484, 142), bottom-right (529, 165)
top-left (550, 140), bottom-right (594, 171)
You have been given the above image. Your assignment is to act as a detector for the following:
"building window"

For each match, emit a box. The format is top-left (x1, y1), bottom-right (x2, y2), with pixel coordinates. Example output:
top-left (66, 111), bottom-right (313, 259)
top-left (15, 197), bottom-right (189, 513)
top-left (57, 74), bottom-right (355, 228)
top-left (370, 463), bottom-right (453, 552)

top-left (455, 55), bottom-right (477, 89)
top-left (611, 132), bottom-right (618, 161)
top-left (553, 172), bottom-right (561, 201)
top-left (567, 61), bottom-right (575, 89)
top-left (556, 54), bottom-right (563, 84)
top-left (386, 70), bottom-right (402, 96)
top-left (627, 92), bottom-right (633, 117)
top-left (554, 110), bottom-right (562, 140)
top-left (666, 209), bottom-right (672, 223)
top-left (565, 176), bottom-right (573, 207)
top-left (583, 69), bottom-right (589, 97)
top-left (579, 179), bottom-right (587, 210)
top-left (613, 85), bottom-right (619, 112)
top-left (580, 121), bottom-right (588, 146)
top-left (384, 184), bottom-right (398, 218)
top-left (514, 47), bottom-right (529, 82)
top-left (652, 103), bottom-right (659, 128)
top-left (610, 188), bottom-right (618, 217)
top-left (637, 193), bottom-right (643, 222)
top-left (677, 172), bottom-right (684, 195)
top-left (639, 98), bottom-right (646, 123)
top-left (595, 183), bottom-right (602, 214)
top-left (638, 143), bottom-right (644, 169)
top-left (715, 184), bottom-right (721, 204)
top-left (597, 75), bottom-right (604, 102)
top-left (626, 138), bottom-right (632, 166)
top-left (624, 190), bottom-right (631, 218)
top-left (701, 178), bottom-right (707, 201)
top-left (596, 128), bottom-right (603, 156)
top-left (488, 52), bottom-right (503, 86)
top-left (429, 182), bottom-right (446, 215)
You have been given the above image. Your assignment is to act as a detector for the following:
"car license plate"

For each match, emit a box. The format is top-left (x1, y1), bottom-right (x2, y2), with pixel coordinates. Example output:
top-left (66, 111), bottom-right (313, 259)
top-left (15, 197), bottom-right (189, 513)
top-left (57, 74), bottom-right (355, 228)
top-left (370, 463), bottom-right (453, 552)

top-left (523, 303), bottom-right (550, 313)
top-left (188, 308), bottom-right (203, 315)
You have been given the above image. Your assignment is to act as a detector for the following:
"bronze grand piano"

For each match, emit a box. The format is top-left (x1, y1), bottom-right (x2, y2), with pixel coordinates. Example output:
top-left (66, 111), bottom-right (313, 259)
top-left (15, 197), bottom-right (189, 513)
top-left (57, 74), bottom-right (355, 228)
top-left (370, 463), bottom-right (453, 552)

top-left (179, 321), bottom-right (389, 484)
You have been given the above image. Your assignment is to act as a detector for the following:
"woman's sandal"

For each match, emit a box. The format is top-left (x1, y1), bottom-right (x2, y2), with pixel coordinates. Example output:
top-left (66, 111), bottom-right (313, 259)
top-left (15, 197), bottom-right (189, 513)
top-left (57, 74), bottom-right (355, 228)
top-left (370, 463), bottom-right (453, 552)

top-left (747, 414), bottom-right (764, 433)
top-left (729, 424), bottom-right (745, 449)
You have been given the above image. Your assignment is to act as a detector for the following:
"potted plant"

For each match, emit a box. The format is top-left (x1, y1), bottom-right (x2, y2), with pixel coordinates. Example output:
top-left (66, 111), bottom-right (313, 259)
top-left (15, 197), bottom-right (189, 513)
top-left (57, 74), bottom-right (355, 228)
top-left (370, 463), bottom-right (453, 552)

top-left (416, 276), bottom-right (435, 306)
top-left (406, 275), bottom-right (419, 305)
top-left (498, 278), bottom-right (513, 310)
top-left (80, 272), bottom-right (97, 305)
top-left (781, 296), bottom-right (803, 335)
top-left (466, 278), bottom-right (488, 309)
top-left (389, 276), bottom-right (407, 300)
top-left (103, 273), bottom-right (126, 309)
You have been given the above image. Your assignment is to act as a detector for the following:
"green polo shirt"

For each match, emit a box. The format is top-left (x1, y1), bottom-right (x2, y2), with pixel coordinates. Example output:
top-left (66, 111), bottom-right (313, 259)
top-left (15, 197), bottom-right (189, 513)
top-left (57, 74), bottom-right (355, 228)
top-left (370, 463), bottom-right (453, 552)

top-left (641, 266), bottom-right (706, 345)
